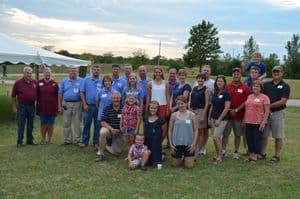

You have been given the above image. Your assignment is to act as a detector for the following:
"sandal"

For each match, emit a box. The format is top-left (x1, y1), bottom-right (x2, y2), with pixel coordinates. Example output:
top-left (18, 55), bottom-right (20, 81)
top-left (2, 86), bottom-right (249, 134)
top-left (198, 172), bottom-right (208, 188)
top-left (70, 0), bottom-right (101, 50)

top-left (246, 157), bottom-right (256, 165)
top-left (213, 158), bottom-right (222, 165)
top-left (257, 154), bottom-right (266, 160)
top-left (270, 156), bottom-right (280, 163)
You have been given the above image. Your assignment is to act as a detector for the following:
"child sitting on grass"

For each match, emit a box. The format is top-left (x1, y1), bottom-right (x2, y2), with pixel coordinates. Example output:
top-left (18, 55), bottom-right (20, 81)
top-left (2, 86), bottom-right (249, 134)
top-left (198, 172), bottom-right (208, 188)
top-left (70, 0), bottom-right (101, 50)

top-left (143, 100), bottom-right (166, 166)
top-left (128, 134), bottom-right (151, 171)
top-left (120, 94), bottom-right (141, 149)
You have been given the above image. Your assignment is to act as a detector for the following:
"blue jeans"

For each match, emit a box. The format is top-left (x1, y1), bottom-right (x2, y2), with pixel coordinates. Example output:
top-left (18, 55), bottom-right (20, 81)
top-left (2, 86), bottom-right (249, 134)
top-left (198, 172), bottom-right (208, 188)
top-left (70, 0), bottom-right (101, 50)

top-left (81, 105), bottom-right (100, 145)
top-left (17, 104), bottom-right (35, 144)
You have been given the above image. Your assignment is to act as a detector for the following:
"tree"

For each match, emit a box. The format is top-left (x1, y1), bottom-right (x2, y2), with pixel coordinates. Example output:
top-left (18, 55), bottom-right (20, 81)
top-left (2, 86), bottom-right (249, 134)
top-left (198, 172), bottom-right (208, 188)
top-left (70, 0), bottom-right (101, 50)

top-left (42, 45), bottom-right (55, 51)
top-left (284, 34), bottom-right (300, 79)
top-left (131, 48), bottom-right (149, 69)
top-left (103, 52), bottom-right (114, 63)
top-left (184, 20), bottom-right (222, 67)
top-left (243, 36), bottom-right (259, 63)
top-left (262, 53), bottom-right (280, 77)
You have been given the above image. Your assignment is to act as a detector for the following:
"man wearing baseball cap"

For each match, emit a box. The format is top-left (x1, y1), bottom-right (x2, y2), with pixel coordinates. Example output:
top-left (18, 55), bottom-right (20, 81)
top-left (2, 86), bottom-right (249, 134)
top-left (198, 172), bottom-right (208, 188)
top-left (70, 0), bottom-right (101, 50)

top-left (222, 67), bottom-right (251, 159)
top-left (262, 66), bottom-right (290, 163)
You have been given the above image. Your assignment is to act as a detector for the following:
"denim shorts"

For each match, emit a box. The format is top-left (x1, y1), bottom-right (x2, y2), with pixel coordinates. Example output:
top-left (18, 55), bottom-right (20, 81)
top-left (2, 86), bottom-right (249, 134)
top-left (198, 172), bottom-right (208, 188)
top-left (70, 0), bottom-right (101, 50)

top-left (172, 145), bottom-right (195, 159)
top-left (123, 129), bottom-right (136, 137)
top-left (40, 114), bottom-right (56, 125)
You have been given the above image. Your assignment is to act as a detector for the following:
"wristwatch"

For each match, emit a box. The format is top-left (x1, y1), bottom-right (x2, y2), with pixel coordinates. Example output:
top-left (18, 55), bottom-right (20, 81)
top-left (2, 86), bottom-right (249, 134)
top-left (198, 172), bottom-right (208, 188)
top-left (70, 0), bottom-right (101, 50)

top-left (234, 109), bottom-right (238, 113)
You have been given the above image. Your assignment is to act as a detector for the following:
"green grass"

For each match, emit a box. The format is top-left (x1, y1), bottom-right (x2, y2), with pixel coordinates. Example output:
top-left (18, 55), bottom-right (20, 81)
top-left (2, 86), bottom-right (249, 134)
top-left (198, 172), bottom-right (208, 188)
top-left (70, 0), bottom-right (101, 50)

top-left (0, 95), bottom-right (300, 198)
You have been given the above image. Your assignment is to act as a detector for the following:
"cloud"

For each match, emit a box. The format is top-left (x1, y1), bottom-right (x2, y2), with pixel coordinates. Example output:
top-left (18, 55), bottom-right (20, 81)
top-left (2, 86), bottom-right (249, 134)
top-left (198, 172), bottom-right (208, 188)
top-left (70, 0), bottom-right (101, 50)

top-left (3, 7), bottom-right (183, 58)
top-left (264, 0), bottom-right (300, 9)
top-left (219, 31), bottom-right (247, 36)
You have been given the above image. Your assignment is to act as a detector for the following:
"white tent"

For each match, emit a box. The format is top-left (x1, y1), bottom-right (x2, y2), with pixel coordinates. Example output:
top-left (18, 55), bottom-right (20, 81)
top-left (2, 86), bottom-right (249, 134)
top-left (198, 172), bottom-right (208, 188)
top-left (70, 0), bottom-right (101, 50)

top-left (0, 33), bottom-right (90, 67)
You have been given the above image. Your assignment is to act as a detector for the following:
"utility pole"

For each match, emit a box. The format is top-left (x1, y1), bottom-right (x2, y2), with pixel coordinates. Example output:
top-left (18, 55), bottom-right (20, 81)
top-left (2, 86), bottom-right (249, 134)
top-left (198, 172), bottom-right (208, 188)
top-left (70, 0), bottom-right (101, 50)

top-left (158, 40), bottom-right (161, 65)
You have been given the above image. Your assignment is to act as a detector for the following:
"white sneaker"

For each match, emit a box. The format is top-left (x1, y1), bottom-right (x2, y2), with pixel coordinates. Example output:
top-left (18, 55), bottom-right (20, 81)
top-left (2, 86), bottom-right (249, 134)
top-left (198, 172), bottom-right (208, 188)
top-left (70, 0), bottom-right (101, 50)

top-left (200, 148), bottom-right (206, 156)
top-left (233, 151), bottom-right (239, 159)
top-left (221, 149), bottom-right (226, 157)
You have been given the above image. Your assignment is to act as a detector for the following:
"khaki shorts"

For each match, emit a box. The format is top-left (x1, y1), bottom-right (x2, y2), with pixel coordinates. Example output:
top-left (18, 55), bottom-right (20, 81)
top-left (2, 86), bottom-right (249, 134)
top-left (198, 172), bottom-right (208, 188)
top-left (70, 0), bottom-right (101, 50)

top-left (223, 120), bottom-right (245, 137)
top-left (263, 110), bottom-right (285, 139)
top-left (211, 120), bottom-right (228, 138)
top-left (191, 109), bottom-right (207, 129)
top-left (100, 127), bottom-right (125, 154)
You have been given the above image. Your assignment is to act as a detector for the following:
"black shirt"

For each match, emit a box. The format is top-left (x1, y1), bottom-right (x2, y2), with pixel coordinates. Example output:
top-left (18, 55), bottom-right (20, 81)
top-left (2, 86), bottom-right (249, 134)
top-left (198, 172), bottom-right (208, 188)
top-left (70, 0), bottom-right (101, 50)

top-left (263, 80), bottom-right (290, 112)
top-left (101, 104), bottom-right (123, 129)
top-left (211, 91), bottom-right (231, 120)
top-left (190, 86), bottom-right (207, 109)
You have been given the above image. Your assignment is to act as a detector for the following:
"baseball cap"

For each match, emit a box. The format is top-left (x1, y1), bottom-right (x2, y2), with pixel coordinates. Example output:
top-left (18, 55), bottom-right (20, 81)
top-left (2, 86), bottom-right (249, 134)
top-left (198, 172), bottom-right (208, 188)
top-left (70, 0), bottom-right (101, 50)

top-left (272, 66), bottom-right (282, 72)
top-left (232, 67), bottom-right (242, 73)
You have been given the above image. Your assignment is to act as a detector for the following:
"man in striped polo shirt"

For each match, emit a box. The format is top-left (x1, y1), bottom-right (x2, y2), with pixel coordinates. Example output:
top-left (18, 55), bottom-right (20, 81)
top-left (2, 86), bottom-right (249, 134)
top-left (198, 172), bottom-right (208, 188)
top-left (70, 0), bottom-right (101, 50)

top-left (95, 92), bottom-right (124, 162)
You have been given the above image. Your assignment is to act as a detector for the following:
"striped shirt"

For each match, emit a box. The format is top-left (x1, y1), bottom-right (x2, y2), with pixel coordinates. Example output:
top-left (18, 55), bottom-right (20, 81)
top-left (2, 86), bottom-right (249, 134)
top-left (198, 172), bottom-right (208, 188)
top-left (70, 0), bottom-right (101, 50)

top-left (101, 104), bottom-right (123, 129)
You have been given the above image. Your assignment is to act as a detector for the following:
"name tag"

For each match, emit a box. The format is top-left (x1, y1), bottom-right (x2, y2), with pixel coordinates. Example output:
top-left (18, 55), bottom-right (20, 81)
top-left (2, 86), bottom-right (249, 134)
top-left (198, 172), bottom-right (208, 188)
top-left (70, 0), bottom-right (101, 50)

top-left (117, 114), bottom-right (121, 118)
top-left (218, 95), bottom-right (223, 99)
top-left (73, 88), bottom-right (79, 93)
top-left (185, 120), bottom-right (191, 124)
top-left (254, 98), bottom-right (260, 102)
top-left (39, 82), bottom-right (44, 86)
top-left (102, 94), bottom-right (107, 98)
top-left (75, 83), bottom-right (80, 86)
top-left (277, 85), bottom-right (283, 89)
top-left (237, 89), bottom-right (243, 93)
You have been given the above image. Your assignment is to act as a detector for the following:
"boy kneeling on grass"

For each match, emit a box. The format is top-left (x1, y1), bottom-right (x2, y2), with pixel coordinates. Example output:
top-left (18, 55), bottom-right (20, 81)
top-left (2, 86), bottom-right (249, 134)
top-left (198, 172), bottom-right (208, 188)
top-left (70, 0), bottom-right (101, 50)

top-left (128, 134), bottom-right (151, 171)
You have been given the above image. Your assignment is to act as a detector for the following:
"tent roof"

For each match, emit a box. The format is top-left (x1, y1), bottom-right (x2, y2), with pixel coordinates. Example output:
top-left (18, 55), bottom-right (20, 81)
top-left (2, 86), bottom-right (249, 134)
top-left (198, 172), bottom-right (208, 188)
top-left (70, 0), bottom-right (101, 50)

top-left (0, 33), bottom-right (90, 67)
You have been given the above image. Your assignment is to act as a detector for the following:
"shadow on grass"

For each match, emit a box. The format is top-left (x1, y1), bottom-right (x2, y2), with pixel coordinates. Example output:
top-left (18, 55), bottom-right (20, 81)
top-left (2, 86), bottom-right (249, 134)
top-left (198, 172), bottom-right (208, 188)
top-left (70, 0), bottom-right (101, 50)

top-left (0, 95), bottom-right (16, 124)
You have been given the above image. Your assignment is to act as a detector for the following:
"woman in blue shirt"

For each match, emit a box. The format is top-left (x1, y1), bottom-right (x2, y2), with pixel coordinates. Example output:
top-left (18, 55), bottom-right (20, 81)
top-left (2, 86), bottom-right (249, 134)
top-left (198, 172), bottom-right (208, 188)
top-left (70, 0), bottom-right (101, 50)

top-left (208, 75), bottom-right (231, 164)
top-left (170, 69), bottom-right (191, 113)
top-left (96, 75), bottom-right (115, 141)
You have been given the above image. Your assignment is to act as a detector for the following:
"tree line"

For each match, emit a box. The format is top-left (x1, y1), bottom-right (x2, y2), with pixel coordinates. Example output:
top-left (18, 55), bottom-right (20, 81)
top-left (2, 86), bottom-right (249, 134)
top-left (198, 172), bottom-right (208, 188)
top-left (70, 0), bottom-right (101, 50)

top-left (55, 20), bottom-right (300, 79)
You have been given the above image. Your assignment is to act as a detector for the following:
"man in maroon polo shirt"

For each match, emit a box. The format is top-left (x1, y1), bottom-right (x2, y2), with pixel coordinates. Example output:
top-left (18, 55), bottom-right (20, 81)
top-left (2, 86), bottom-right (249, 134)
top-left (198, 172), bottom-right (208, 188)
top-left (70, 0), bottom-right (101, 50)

top-left (222, 67), bottom-right (251, 159)
top-left (12, 66), bottom-right (37, 147)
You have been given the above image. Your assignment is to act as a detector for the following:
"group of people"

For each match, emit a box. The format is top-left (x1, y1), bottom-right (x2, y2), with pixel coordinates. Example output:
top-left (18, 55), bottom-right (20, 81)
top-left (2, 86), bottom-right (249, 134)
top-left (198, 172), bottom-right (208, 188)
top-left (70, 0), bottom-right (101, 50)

top-left (11, 51), bottom-right (290, 170)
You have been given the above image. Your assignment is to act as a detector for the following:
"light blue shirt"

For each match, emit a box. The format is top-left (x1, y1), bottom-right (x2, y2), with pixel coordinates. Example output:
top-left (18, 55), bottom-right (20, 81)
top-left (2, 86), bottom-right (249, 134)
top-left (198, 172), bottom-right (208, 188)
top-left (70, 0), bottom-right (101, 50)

top-left (59, 77), bottom-right (83, 101)
top-left (122, 87), bottom-right (144, 104)
top-left (138, 77), bottom-right (152, 101)
top-left (80, 75), bottom-right (102, 105)
top-left (96, 88), bottom-right (114, 121)
top-left (112, 76), bottom-right (126, 94)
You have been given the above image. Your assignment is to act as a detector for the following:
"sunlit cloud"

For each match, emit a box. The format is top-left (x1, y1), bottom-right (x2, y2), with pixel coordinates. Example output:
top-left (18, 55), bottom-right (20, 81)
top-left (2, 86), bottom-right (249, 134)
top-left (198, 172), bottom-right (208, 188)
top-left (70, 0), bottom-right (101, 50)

top-left (264, 0), bottom-right (300, 9)
top-left (3, 8), bottom-right (182, 58)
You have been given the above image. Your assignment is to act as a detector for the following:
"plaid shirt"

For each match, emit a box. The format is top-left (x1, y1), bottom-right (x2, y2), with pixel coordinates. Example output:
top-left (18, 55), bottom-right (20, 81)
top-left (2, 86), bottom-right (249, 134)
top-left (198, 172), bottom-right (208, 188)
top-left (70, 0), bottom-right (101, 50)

top-left (129, 144), bottom-right (148, 160)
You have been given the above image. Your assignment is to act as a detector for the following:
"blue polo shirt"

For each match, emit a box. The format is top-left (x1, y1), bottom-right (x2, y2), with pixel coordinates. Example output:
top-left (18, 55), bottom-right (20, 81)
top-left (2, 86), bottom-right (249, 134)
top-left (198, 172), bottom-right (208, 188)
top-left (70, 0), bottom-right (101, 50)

top-left (121, 75), bottom-right (129, 85)
top-left (122, 87), bottom-right (144, 104)
top-left (171, 83), bottom-right (192, 107)
top-left (112, 77), bottom-right (126, 94)
top-left (138, 77), bottom-right (152, 101)
top-left (96, 88), bottom-right (115, 121)
top-left (59, 77), bottom-right (83, 101)
top-left (211, 91), bottom-right (231, 120)
top-left (246, 62), bottom-right (266, 75)
top-left (80, 75), bottom-right (102, 105)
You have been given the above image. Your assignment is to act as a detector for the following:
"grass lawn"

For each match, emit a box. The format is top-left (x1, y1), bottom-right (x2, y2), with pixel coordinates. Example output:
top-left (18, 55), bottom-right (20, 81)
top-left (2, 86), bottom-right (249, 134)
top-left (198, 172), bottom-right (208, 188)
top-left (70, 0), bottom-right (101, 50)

top-left (0, 95), bottom-right (300, 198)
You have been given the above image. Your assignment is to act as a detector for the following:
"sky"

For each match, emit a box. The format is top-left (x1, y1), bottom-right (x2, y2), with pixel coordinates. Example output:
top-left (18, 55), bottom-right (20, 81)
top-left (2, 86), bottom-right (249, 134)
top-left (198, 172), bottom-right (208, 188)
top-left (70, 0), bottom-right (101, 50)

top-left (1, 0), bottom-right (300, 60)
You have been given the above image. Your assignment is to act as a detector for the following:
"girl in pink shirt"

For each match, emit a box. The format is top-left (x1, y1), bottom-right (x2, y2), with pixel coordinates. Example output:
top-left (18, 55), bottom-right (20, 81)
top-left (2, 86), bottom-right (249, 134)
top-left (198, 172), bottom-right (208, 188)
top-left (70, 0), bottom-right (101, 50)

top-left (120, 94), bottom-right (141, 149)
top-left (244, 80), bottom-right (270, 164)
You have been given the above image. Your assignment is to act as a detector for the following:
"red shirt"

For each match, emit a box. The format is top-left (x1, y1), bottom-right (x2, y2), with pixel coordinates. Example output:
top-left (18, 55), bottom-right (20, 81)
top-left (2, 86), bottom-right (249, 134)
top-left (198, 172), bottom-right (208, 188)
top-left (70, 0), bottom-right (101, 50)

top-left (121, 104), bottom-right (140, 130)
top-left (12, 78), bottom-right (37, 104)
top-left (36, 79), bottom-right (59, 116)
top-left (227, 82), bottom-right (251, 121)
